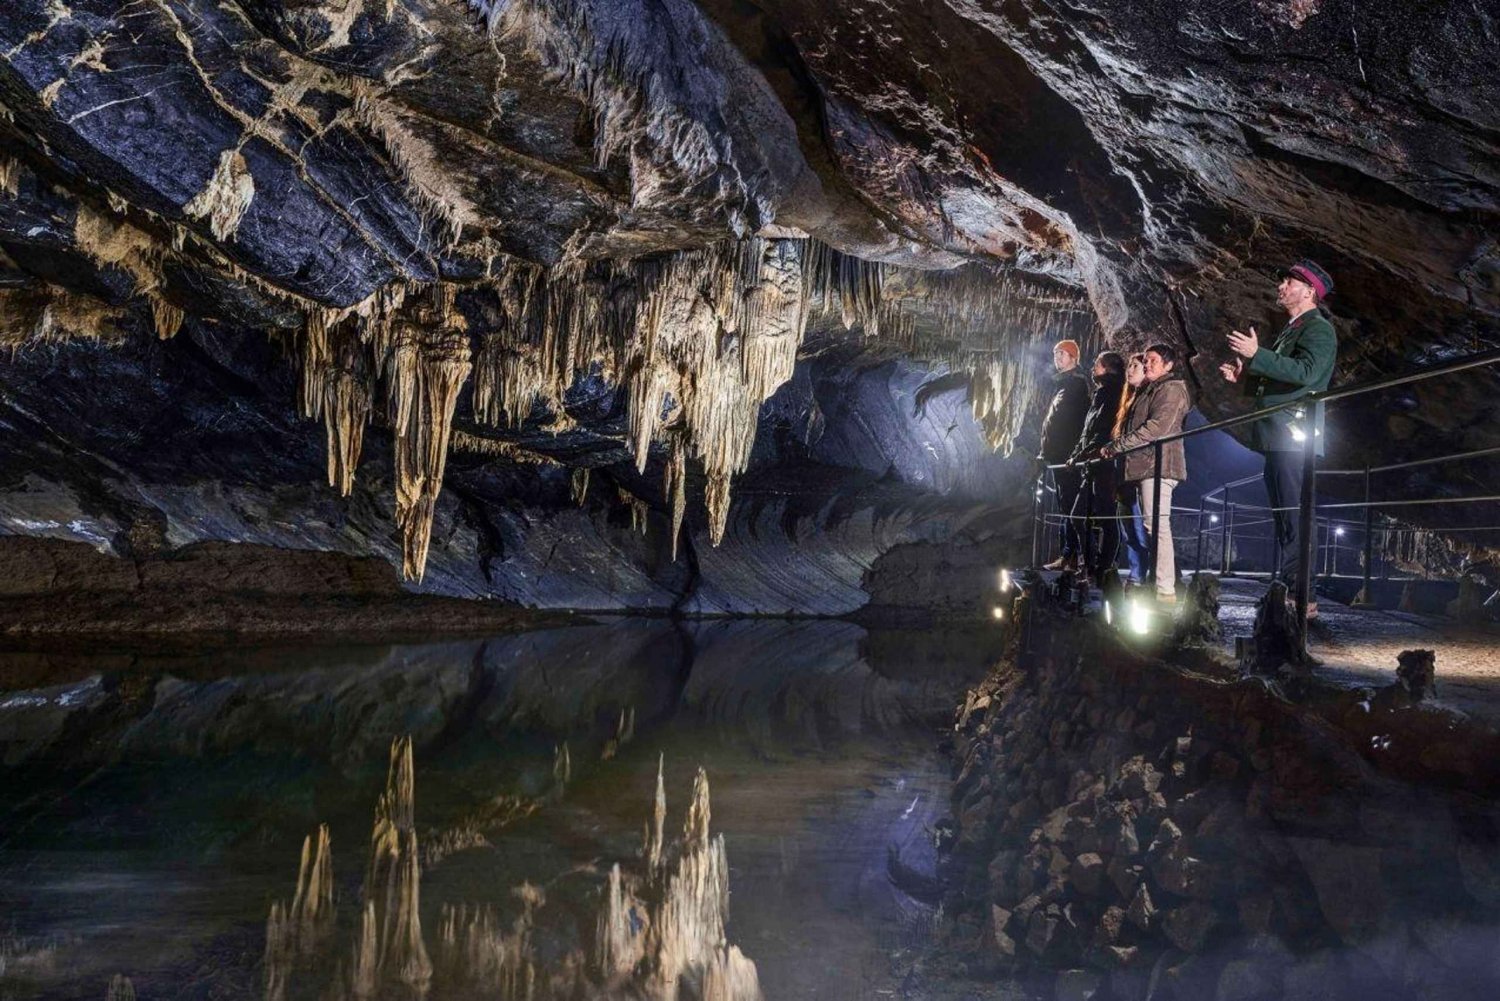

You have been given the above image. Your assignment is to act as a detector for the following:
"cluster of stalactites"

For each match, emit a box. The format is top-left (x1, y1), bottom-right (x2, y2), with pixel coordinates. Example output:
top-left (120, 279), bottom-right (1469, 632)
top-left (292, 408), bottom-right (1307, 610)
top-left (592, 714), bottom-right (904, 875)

top-left (291, 239), bottom-right (1087, 580)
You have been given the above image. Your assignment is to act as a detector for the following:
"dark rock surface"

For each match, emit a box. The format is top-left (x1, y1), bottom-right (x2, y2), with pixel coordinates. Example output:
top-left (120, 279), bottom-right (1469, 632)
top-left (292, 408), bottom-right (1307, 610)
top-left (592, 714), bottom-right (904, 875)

top-left (2, 0), bottom-right (1498, 603)
top-left (942, 584), bottom-right (1500, 998)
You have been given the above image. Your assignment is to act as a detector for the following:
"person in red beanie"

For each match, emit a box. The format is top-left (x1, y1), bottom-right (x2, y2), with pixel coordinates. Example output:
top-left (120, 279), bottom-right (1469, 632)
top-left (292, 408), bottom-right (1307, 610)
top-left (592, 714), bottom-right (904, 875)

top-left (1220, 260), bottom-right (1338, 618)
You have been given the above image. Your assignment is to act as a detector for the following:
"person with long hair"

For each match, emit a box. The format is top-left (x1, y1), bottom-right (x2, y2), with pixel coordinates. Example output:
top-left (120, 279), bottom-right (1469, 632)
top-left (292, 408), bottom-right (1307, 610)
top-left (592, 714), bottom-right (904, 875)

top-left (1114, 354), bottom-right (1150, 584)
top-left (1100, 346), bottom-right (1191, 602)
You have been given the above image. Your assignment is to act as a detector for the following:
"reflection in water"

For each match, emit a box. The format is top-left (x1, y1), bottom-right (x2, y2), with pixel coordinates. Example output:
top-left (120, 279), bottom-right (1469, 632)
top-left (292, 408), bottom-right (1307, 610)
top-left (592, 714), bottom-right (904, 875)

top-left (0, 620), bottom-right (986, 1000)
top-left (263, 740), bottom-right (760, 1001)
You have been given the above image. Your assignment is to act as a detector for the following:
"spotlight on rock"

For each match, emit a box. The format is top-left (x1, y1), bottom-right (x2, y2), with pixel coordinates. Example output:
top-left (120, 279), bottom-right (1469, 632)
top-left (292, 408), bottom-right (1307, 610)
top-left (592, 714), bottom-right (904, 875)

top-left (999, 569), bottom-right (1013, 593)
top-left (992, 606), bottom-right (1006, 621)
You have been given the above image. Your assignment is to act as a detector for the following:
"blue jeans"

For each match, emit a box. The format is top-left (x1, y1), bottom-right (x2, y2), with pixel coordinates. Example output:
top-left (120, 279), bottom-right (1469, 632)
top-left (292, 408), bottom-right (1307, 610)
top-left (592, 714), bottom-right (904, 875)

top-left (1119, 490), bottom-right (1149, 583)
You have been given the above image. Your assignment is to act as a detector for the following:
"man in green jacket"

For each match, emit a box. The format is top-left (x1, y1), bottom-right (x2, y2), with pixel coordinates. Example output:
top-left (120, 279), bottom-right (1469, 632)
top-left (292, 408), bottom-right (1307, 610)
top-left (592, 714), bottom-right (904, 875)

top-left (1220, 260), bottom-right (1338, 614)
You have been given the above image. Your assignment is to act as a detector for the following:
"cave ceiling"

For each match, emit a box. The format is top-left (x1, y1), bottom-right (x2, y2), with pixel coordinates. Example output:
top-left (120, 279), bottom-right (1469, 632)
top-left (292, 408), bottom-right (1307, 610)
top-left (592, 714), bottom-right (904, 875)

top-left (1, 0), bottom-right (1497, 582)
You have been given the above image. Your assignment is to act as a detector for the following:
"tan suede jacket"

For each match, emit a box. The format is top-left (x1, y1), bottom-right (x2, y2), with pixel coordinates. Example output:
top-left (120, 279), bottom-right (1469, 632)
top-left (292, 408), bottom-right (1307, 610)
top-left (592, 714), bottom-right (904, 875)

top-left (1103, 374), bottom-right (1191, 482)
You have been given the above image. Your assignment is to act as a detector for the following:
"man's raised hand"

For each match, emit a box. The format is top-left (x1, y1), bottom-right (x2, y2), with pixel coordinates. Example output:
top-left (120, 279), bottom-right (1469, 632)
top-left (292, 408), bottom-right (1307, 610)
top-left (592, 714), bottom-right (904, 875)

top-left (1226, 326), bottom-right (1259, 360)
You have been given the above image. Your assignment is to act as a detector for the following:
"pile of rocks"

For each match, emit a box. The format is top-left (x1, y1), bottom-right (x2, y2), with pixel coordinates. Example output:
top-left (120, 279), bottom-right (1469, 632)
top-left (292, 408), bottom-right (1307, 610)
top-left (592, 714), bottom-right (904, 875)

top-left (941, 589), bottom-right (1500, 1000)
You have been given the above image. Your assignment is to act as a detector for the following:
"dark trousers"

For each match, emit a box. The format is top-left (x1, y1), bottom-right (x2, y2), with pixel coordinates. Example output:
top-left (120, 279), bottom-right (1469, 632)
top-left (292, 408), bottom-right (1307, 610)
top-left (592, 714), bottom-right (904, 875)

top-left (1053, 466), bottom-right (1083, 558)
top-left (1071, 462), bottom-right (1119, 573)
top-left (1262, 450), bottom-right (1307, 590)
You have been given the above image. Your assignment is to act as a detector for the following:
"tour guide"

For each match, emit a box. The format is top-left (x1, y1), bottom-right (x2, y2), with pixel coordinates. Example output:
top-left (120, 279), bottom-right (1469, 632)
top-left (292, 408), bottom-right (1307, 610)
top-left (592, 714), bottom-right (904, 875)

top-left (1219, 260), bottom-right (1338, 617)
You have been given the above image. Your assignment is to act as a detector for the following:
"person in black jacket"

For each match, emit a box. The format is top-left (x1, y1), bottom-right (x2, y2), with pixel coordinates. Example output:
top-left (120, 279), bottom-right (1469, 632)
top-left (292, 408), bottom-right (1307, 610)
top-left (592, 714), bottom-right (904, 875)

top-left (1038, 339), bottom-right (1091, 570)
top-left (1067, 351), bottom-right (1126, 581)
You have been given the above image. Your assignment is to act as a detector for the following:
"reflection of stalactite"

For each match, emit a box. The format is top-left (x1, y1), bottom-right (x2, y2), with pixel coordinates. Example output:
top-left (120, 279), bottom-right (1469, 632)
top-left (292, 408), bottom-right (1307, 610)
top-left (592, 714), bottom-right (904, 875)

top-left (437, 887), bottom-right (547, 999)
top-left (359, 736), bottom-right (432, 995)
top-left (602, 705), bottom-right (637, 761)
top-left (265, 824), bottom-right (336, 1001)
top-left (292, 824), bottom-right (336, 929)
top-left (596, 863), bottom-right (649, 982)
top-left (644, 754), bottom-right (666, 873)
top-left (618, 767), bottom-right (760, 1001)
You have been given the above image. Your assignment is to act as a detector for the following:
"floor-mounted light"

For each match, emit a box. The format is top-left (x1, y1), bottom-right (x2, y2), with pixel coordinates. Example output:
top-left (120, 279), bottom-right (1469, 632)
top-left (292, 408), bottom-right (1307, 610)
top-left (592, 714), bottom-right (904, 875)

top-left (1128, 599), bottom-right (1151, 636)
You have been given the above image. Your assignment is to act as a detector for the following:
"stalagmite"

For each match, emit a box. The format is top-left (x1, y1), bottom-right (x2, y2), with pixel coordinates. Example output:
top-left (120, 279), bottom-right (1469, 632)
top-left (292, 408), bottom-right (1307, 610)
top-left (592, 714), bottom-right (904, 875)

top-left (184, 148), bottom-right (255, 241)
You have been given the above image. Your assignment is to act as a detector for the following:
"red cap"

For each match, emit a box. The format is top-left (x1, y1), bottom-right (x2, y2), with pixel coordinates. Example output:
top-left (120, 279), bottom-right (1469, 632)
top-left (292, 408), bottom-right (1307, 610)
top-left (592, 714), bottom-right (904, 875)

top-left (1284, 260), bottom-right (1333, 301)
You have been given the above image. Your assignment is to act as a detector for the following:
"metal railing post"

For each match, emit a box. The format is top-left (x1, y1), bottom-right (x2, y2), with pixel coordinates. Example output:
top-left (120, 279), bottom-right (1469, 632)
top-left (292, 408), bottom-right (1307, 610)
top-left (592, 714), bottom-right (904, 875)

top-left (1358, 465), bottom-right (1374, 601)
top-left (1195, 496), bottom-right (1205, 574)
top-left (1222, 484), bottom-right (1234, 575)
top-left (1083, 464), bottom-right (1096, 575)
top-left (1031, 473), bottom-right (1042, 568)
top-left (1295, 426), bottom-right (1318, 656)
top-left (1149, 442), bottom-right (1163, 592)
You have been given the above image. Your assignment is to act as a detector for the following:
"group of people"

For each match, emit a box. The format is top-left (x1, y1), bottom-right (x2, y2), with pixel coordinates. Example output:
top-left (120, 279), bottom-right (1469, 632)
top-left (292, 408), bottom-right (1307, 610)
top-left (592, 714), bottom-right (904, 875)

top-left (1034, 260), bottom-right (1339, 614)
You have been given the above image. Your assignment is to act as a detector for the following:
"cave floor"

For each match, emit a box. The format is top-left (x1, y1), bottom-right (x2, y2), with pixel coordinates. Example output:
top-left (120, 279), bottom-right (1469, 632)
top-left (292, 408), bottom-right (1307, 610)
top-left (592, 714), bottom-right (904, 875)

top-left (1216, 577), bottom-right (1500, 722)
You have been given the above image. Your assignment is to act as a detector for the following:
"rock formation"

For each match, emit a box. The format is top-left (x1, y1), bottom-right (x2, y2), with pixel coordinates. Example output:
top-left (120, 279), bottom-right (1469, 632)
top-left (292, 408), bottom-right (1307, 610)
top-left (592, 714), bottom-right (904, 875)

top-left (6, 0), bottom-right (1493, 592)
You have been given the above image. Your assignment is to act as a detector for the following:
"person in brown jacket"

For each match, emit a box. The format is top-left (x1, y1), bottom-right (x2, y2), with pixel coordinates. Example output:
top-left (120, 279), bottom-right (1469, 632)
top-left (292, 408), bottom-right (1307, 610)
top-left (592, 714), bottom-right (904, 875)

top-left (1097, 343), bottom-right (1191, 601)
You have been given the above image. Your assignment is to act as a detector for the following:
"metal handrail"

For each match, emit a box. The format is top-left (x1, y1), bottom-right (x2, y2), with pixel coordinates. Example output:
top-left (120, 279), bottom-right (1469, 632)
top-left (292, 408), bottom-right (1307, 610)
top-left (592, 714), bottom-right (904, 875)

top-left (1032, 344), bottom-right (1500, 657)
top-left (1110, 346), bottom-right (1500, 457)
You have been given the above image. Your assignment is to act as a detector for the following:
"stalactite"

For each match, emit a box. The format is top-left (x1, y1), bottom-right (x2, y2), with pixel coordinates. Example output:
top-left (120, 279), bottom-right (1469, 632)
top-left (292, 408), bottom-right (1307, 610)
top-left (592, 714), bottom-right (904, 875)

top-left (150, 294), bottom-right (184, 340)
top-left (389, 309), bottom-right (472, 581)
top-left (664, 438), bottom-right (687, 562)
top-left (106, 975), bottom-right (136, 1001)
top-left (0, 285), bottom-right (125, 352)
top-left (184, 148), bottom-right (255, 241)
top-left (0, 155), bottom-right (19, 197)
top-left (552, 742), bottom-right (572, 788)
top-left (73, 203), bottom-right (164, 296)
top-left (619, 487), bottom-right (650, 535)
top-left (571, 468), bottom-right (590, 507)
top-left (322, 327), bottom-right (373, 497)
top-left (350, 78), bottom-right (479, 246)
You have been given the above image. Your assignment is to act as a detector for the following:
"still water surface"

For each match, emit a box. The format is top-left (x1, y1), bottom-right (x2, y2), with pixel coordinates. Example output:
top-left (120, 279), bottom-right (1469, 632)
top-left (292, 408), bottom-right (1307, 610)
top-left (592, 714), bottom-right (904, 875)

top-left (0, 619), bottom-right (999, 1000)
